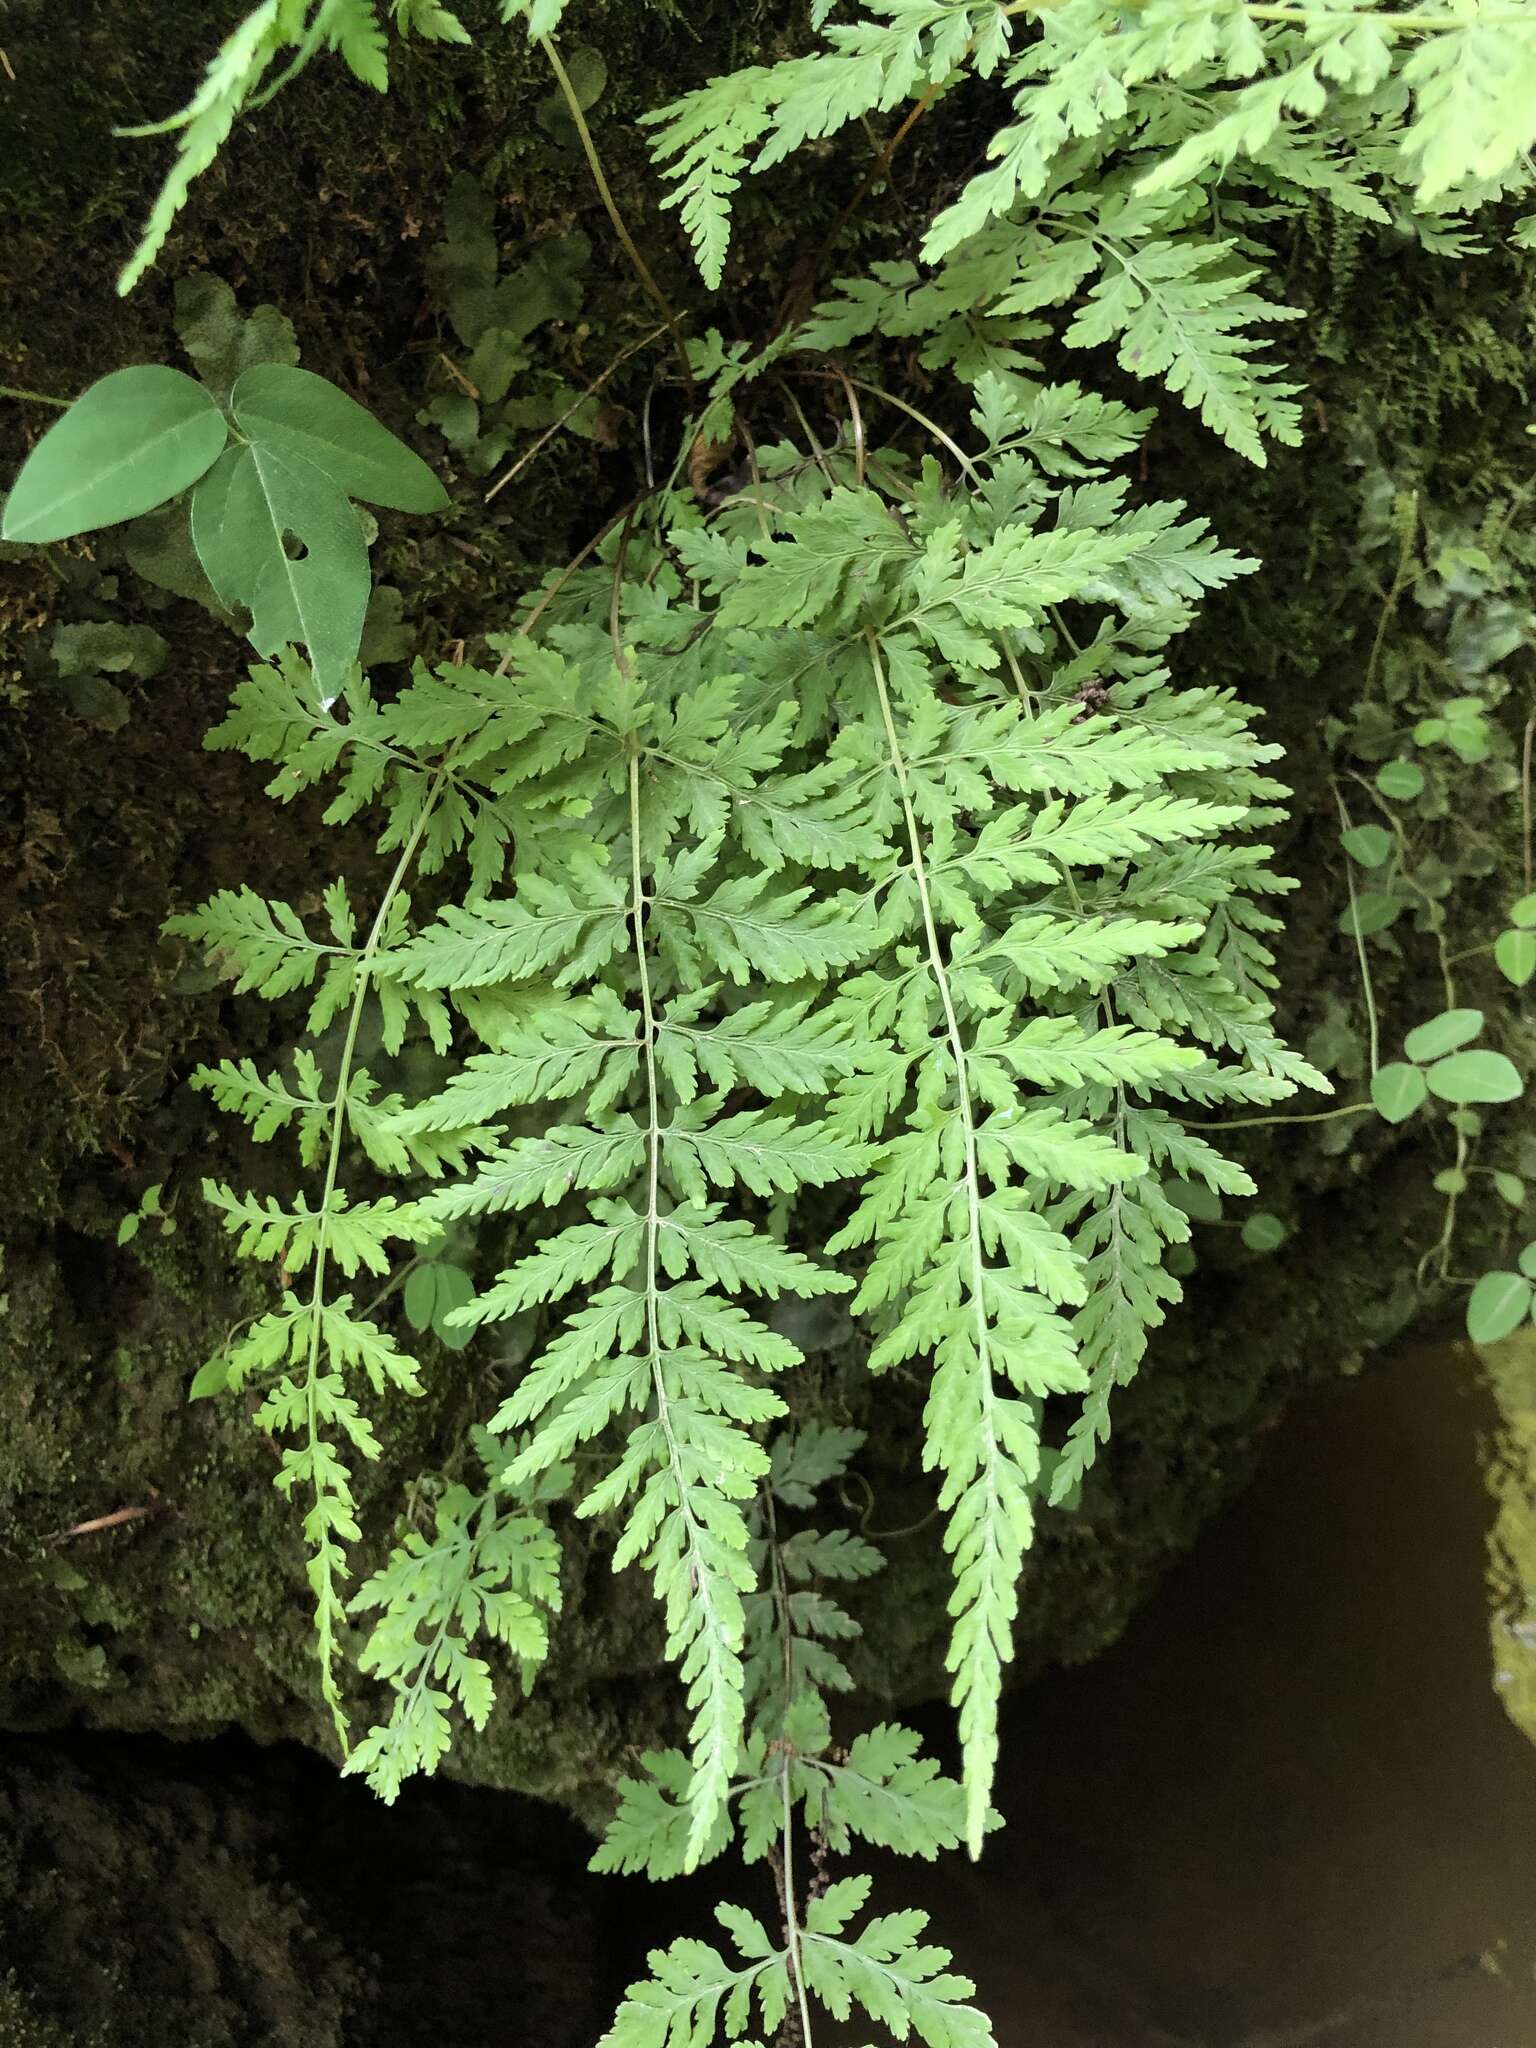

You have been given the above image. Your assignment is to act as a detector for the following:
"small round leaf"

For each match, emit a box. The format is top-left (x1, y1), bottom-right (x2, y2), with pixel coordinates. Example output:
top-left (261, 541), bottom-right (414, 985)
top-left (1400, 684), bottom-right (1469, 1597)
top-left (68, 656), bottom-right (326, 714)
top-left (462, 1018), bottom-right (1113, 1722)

top-left (1338, 891), bottom-right (1403, 938)
top-left (1371, 1062), bottom-right (1427, 1123)
top-left (403, 1262), bottom-right (438, 1332)
top-left (404, 1261), bottom-right (477, 1349)
top-left (429, 1263), bottom-right (477, 1351)
top-left (1520, 1242), bottom-right (1536, 1281)
top-left (1166, 1178), bottom-right (1223, 1223)
top-left (1495, 928), bottom-right (1536, 988)
top-left (189, 1354), bottom-right (231, 1401)
top-left (1466, 1271), bottom-right (1534, 1346)
top-left (1341, 823), bottom-right (1392, 868)
top-left (1493, 1172), bottom-right (1527, 1208)
top-left (1241, 1212), bottom-right (1287, 1252)
top-left (1425, 1049), bottom-right (1524, 1104)
top-left (1510, 893), bottom-right (1536, 930)
top-left (1403, 1008), bottom-right (1483, 1063)
top-left (1375, 759), bottom-right (1424, 801)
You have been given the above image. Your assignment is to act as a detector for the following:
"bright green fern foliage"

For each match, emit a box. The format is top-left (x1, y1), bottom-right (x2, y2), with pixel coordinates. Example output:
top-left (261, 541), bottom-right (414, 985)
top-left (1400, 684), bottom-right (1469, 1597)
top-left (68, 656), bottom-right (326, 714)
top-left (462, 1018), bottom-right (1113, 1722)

top-left (391, 653), bottom-right (873, 1861)
top-left (115, 0), bottom-right (573, 293)
top-left (32, 5), bottom-right (1532, 2039)
top-left (345, 1426), bottom-right (564, 1800)
top-left (651, 0), bottom-right (1536, 461)
top-left (174, 370), bottom-right (1312, 1867)
top-left (596, 1424), bottom-right (996, 2048)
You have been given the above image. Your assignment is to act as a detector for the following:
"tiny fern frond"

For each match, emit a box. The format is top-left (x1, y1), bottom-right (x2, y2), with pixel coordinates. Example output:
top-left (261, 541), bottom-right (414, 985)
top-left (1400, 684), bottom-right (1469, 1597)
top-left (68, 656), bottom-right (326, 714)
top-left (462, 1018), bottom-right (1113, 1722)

top-left (116, 3), bottom-right (287, 296)
top-left (344, 1444), bottom-right (563, 1802)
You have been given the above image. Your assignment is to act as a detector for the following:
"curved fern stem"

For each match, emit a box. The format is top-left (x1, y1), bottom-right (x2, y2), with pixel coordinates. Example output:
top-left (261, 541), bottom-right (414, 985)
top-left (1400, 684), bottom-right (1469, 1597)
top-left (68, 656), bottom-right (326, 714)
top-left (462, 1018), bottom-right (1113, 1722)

top-left (537, 36), bottom-right (694, 398)
top-left (627, 743), bottom-right (745, 1865)
top-left (764, 1486), bottom-right (816, 2047)
top-left (300, 765), bottom-right (447, 1744)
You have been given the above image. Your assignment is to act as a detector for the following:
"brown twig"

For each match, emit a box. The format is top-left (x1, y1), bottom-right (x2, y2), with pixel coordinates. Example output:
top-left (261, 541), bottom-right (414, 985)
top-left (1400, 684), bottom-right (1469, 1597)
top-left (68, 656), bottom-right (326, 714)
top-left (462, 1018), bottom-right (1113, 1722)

top-left (50, 1503), bottom-right (159, 1543)
top-left (438, 351), bottom-right (480, 400)
top-left (816, 74), bottom-right (949, 274)
top-left (484, 323), bottom-right (669, 505)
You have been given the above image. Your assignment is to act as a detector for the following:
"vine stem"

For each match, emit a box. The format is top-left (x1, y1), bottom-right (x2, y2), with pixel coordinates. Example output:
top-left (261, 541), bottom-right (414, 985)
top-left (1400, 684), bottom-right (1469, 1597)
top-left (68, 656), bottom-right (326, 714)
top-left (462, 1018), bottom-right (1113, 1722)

top-left (0, 382), bottom-right (71, 407)
top-left (1181, 1102), bottom-right (1373, 1132)
top-left (537, 37), bottom-right (694, 400)
top-left (483, 322), bottom-right (668, 504)
top-left (1332, 783), bottom-right (1381, 1078)
top-left (301, 766), bottom-right (447, 1744)
top-left (1364, 494), bottom-right (1419, 697)
top-left (794, 364), bottom-right (985, 487)
top-left (1243, 2), bottom-right (1522, 23)
top-left (867, 630), bottom-right (999, 1859)
top-left (779, 1756), bottom-right (815, 2048)
top-left (998, 0), bottom-right (1508, 22)
top-left (815, 73), bottom-right (949, 270)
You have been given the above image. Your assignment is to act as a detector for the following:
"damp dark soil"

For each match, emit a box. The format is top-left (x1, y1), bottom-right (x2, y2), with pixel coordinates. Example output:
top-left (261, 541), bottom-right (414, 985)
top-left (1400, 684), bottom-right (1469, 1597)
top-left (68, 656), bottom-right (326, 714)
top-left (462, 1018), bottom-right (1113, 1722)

top-left (4, 1341), bottom-right (1533, 2046)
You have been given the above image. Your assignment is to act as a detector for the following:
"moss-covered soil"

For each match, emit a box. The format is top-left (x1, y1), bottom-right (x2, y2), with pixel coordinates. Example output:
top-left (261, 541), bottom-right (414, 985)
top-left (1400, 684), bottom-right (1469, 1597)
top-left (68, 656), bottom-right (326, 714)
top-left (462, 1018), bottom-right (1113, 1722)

top-left (0, 1730), bottom-right (610, 2048)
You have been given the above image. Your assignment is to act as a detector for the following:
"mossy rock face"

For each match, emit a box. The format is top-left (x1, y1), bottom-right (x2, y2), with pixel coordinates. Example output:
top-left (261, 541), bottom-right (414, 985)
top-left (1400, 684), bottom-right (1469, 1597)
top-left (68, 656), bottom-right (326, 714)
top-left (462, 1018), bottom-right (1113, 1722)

top-left (0, 1733), bottom-right (613, 2047)
top-left (1485, 1331), bottom-right (1536, 1746)
top-left (1, 0), bottom-right (1534, 1823)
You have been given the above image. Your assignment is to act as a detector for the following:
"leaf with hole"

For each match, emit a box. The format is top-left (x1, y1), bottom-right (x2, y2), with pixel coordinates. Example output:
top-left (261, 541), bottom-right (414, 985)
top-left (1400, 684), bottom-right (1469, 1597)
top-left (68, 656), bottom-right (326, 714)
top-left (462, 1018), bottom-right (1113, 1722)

top-left (3, 366), bottom-right (227, 542)
top-left (1403, 1009), bottom-right (1483, 1063)
top-left (1425, 1049), bottom-right (1524, 1105)
top-left (191, 442), bottom-right (370, 693)
top-left (1466, 1270), bottom-right (1534, 1346)
top-left (1340, 824), bottom-right (1391, 869)
top-left (1371, 1062), bottom-right (1426, 1123)
top-left (232, 365), bottom-right (449, 513)
top-left (1496, 928), bottom-right (1536, 988)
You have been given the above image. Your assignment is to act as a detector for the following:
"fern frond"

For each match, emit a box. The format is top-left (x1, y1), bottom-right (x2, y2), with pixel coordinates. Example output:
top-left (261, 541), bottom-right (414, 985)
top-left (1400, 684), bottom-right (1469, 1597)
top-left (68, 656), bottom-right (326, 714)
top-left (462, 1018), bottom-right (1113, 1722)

top-left (344, 1457), bottom-right (562, 1801)
top-left (116, 3), bottom-right (288, 294)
